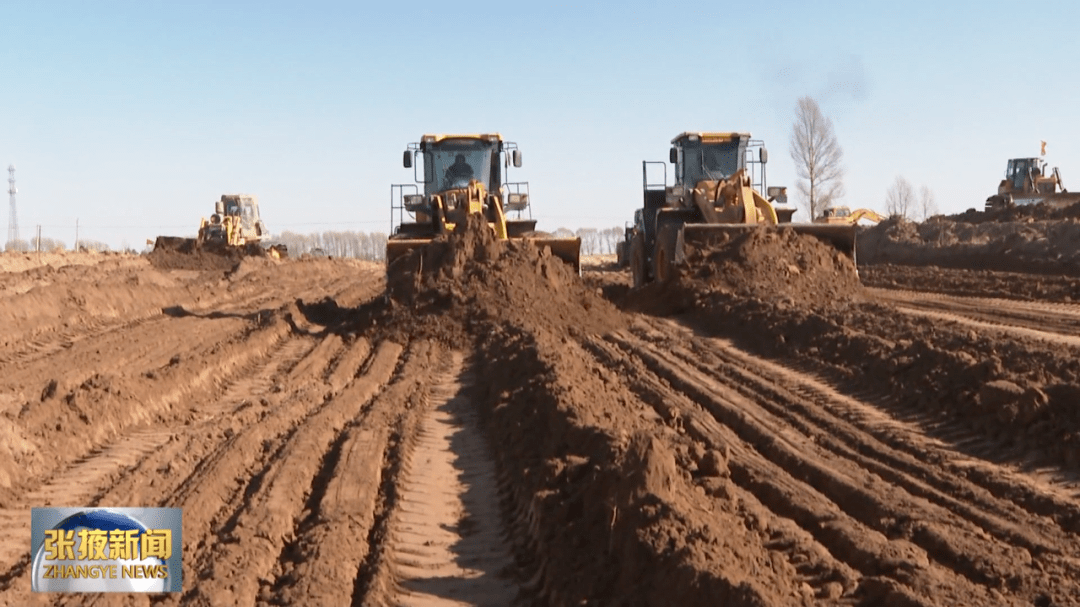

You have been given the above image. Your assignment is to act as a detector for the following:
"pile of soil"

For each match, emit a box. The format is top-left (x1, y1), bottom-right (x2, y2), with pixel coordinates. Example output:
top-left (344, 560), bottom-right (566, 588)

top-left (858, 213), bottom-right (1080, 276)
top-left (630, 228), bottom-right (861, 315)
top-left (950, 199), bottom-right (1080, 224)
top-left (345, 215), bottom-right (624, 343)
top-left (147, 241), bottom-right (271, 271)
top-left (861, 264), bottom-right (1080, 302)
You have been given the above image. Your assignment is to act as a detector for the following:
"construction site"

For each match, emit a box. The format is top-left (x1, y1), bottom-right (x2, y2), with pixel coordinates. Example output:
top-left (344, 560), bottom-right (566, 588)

top-left (0, 123), bottom-right (1079, 606)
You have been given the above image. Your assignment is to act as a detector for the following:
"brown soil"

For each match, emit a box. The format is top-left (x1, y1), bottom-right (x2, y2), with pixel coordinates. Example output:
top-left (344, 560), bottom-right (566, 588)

top-left (859, 206), bottom-right (1080, 276)
top-left (2, 212), bottom-right (1080, 607)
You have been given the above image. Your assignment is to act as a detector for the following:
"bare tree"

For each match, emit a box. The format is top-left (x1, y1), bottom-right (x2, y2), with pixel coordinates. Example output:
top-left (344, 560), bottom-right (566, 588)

top-left (918, 185), bottom-right (938, 221)
top-left (885, 176), bottom-right (916, 219)
top-left (789, 96), bottom-right (845, 221)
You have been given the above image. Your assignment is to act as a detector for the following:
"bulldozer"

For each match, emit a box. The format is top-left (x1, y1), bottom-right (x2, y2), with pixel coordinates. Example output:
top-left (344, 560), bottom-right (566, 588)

top-left (629, 132), bottom-right (856, 287)
top-left (387, 133), bottom-right (580, 271)
top-left (985, 156), bottom-right (1080, 212)
top-left (153, 194), bottom-right (287, 258)
top-left (815, 206), bottom-right (886, 225)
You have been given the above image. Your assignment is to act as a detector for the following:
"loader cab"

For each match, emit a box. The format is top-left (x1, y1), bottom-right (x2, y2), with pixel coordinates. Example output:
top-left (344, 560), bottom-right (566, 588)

top-left (1005, 158), bottom-right (1044, 192)
top-left (402, 134), bottom-right (523, 197)
top-left (392, 133), bottom-right (530, 238)
top-left (670, 132), bottom-right (752, 188)
top-left (220, 195), bottom-right (260, 230)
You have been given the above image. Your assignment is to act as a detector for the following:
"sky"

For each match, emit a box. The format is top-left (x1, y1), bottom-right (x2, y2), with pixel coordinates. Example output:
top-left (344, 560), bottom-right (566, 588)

top-left (1, 0), bottom-right (1078, 249)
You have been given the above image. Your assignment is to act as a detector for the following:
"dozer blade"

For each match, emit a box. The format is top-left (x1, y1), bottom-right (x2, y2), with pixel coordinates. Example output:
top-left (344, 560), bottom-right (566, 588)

top-left (153, 236), bottom-right (197, 253)
top-left (682, 223), bottom-right (857, 262)
top-left (525, 236), bottom-right (582, 274)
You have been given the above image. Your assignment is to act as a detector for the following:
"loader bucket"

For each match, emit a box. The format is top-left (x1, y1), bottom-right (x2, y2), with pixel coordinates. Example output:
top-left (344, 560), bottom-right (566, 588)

top-left (682, 223), bottom-right (857, 263)
top-left (385, 238), bottom-right (434, 270)
top-left (525, 236), bottom-right (582, 274)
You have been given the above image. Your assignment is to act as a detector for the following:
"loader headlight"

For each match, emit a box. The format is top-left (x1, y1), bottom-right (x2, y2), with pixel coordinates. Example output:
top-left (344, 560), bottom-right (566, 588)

top-left (506, 193), bottom-right (529, 211)
top-left (403, 194), bottom-right (426, 211)
top-left (767, 186), bottom-right (788, 203)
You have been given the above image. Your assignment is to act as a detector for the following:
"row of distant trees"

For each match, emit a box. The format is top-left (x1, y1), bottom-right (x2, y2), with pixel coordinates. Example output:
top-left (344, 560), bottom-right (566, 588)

top-left (275, 226), bottom-right (628, 260)
top-left (3, 226), bottom-right (633, 260)
top-left (276, 230), bottom-right (389, 260)
top-left (4, 238), bottom-right (111, 253)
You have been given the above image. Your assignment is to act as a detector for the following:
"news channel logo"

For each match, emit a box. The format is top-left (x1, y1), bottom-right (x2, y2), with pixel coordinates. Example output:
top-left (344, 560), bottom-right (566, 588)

top-left (31, 507), bottom-right (182, 592)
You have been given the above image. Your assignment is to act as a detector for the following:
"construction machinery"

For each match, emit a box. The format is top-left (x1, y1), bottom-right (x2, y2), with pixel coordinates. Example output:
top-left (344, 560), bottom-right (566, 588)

top-left (985, 157), bottom-right (1080, 212)
top-left (815, 206), bottom-right (886, 225)
top-left (629, 132), bottom-right (856, 287)
top-left (387, 133), bottom-right (580, 271)
top-left (153, 194), bottom-right (287, 258)
top-left (615, 209), bottom-right (643, 268)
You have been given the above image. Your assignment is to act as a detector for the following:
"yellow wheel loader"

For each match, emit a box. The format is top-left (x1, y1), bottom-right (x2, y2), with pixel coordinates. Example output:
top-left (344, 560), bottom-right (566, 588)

top-left (629, 132), bottom-right (856, 287)
top-left (387, 133), bottom-right (580, 271)
top-left (153, 194), bottom-right (288, 258)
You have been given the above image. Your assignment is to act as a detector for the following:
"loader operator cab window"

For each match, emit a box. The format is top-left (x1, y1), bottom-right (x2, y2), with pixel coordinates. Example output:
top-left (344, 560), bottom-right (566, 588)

top-left (445, 154), bottom-right (474, 187)
top-left (702, 143), bottom-right (741, 180)
top-left (240, 203), bottom-right (255, 229)
top-left (424, 139), bottom-right (495, 194)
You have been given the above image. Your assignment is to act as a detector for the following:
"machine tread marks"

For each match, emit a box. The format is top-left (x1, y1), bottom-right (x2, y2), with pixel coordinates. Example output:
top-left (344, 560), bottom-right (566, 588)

top-left (583, 319), bottom-right (1080, 605)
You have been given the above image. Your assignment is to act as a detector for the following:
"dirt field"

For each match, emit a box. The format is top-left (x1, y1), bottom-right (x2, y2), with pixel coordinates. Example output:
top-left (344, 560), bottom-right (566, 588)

top-left (3, 204), bottom-right (1080, 605)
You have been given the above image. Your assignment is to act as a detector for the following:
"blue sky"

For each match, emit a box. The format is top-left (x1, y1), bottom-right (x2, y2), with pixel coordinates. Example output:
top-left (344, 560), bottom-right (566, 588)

top-left (2, 0), bottom-right (1077, 249)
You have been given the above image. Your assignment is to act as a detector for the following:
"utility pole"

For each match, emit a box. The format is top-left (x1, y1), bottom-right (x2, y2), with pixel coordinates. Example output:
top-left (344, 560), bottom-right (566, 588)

top-left (7, 165), bottom-right (18, 249)
top-left (75, 218), bottom-right (79, 251)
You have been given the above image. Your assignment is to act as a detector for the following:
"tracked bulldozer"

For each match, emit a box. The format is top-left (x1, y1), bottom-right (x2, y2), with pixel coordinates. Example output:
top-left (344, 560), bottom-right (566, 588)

top-left (629, 132), bottom-right (856, 287)
top-left (985, 156), bottom-right (1080, 212)
top-left (153, 194), bottom-right (288, 258)
top-left (387, 133), bottom-right (580, 271)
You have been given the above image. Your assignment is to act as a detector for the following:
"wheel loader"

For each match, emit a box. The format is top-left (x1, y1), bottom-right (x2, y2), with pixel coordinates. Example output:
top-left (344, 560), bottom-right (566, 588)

top-left (153, 194), bottom-right (288, 258)
top-left (815, 206), bottom-right (886, 225)
top-left (984, 156), bottom-right (1080, 212)
top-left (628, 132), bottom-right (856, 287)
top-left (387, 133), bottom-right (580, 271)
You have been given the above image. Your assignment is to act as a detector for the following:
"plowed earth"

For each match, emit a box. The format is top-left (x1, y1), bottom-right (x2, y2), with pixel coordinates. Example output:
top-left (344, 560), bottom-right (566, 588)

top-left (2, 204), bottom-right (1080, 606)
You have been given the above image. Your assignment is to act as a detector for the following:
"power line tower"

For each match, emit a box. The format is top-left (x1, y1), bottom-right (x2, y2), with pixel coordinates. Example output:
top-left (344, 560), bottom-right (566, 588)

top-left (7, 164), bottom-right (17, 247)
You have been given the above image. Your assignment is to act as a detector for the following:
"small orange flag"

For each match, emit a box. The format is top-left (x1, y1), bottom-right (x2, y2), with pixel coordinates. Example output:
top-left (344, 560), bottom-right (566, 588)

top-left (1041, 140), bottom-right (1047, 156)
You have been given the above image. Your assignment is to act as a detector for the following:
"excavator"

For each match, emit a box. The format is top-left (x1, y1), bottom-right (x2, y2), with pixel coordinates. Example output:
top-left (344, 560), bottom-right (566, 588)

top-left (985, 156), bottom-right (1080, 212)
top-left (815, 206), bottom-right (886, 225)
top-left (629, 132), bottom-right (856, 286)
top-left (387, 133), bottom-right (580, 271)
top-left (153, 194), bottom-right (287, 258)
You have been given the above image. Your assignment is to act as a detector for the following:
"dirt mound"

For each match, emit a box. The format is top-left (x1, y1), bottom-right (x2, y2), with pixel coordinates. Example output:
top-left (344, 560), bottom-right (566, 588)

top-left (950, 199), bottom-right (1080, 224)
top-left (630, 228), bottom-right (861, 315)
top-left (148, 241), bottom-right (270, 271)
top-left (351, 215), bottom-right (623, 343)
top-left (859, 214), bottom-right (1080, 276)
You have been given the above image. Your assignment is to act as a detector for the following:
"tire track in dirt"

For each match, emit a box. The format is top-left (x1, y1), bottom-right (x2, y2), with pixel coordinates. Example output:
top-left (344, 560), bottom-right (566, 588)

top-left (0, 331), bottom-right (309, 599)
top-left (665, 325), bottom-right (1080, 544)
top-left (0, 264), bottom-right (363, 369)
top-left (360, 352), bottom-right (518, 607)
top-left (592, 324), bottom-right (1080, 604)
top-left (870, 288), bottom-right (1080, 343)
top-left (181, 339), bottom-right (407, 607)
top-left (262, 340), bottom-right (428, 607)
top-left (30, 336), bottom-right (370, 607)
top-left (583, 334), bottom-right (951, 605)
